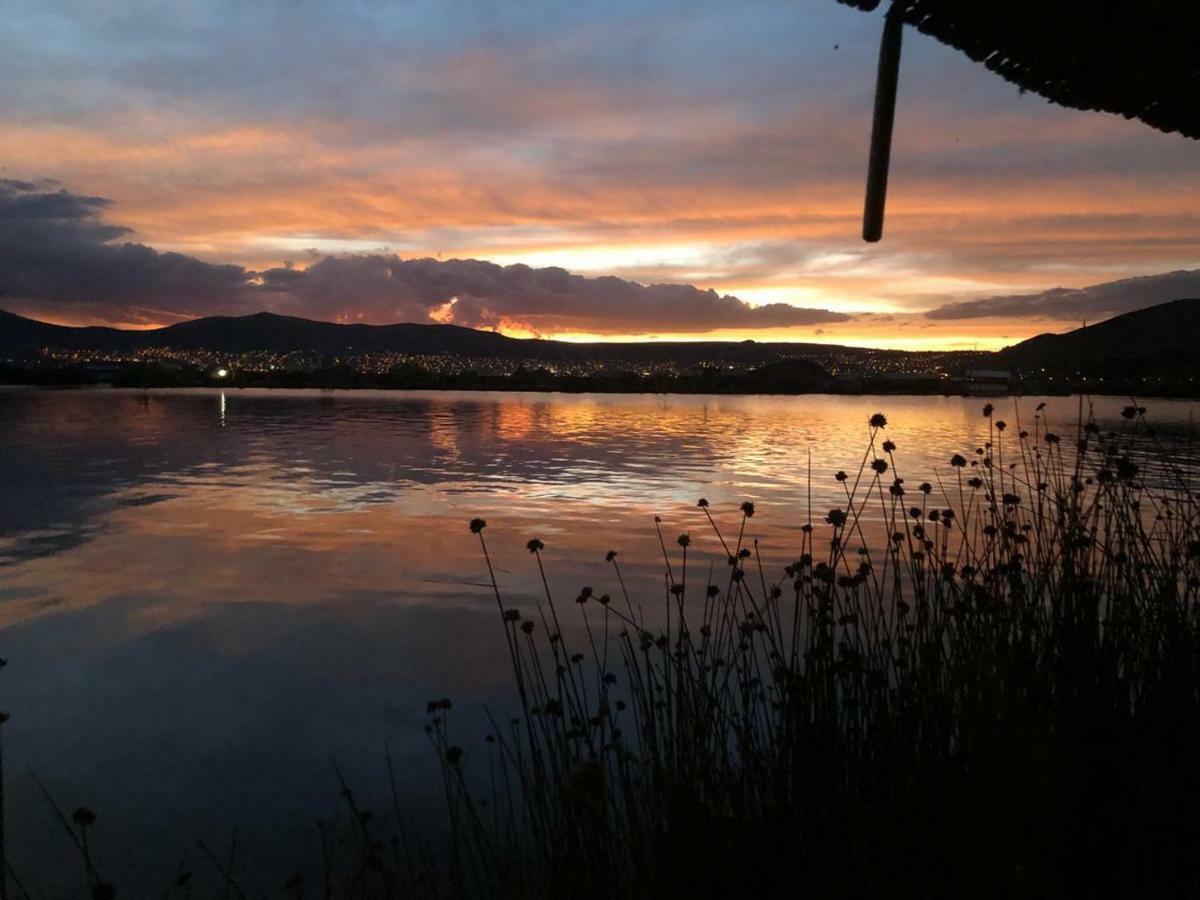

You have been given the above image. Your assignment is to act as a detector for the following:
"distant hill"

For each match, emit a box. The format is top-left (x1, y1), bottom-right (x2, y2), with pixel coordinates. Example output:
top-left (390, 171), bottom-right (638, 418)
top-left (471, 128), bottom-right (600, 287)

top-left (995, 298), bottom-right (1200, 377)
top-left (0, 308), bottom-right (860, 366)
top-left (0, 308), bottom-right (541, 357)
top-left (7, 301), bottom-right (1199, 381)
top-left (0, 307), bottom-right (149, 353)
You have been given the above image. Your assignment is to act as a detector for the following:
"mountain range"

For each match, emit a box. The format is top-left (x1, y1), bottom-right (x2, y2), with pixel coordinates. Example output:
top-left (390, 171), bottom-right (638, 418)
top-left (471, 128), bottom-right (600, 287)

top-left (3, 298), bottom-right (1200, 377)
top-left (0, 308), bottom-right (879, 367)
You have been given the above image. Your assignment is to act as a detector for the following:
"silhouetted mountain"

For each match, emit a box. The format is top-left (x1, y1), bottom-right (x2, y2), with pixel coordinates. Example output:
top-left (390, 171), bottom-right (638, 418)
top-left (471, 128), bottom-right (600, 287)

top-left (8, 302), bottom-right (1199, 384)
top-left (0, 307), bottom-right (147, 352)
top-left (0, 309), bottom-right (543, 356)
top-left (996, 298), bottom-right (1200, 377)
top-left (0, 308), bottom-right (849, 366)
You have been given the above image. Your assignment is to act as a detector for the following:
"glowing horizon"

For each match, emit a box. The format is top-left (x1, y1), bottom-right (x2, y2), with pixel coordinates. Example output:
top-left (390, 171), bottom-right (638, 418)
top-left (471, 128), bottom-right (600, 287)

top-left (4, 298), bottom-right (1083, 355)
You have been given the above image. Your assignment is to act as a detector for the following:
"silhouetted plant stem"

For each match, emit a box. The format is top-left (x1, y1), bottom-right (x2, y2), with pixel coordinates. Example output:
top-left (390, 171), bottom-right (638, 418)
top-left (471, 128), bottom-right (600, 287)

top-left (431, 404), bottom-right (1200, 898)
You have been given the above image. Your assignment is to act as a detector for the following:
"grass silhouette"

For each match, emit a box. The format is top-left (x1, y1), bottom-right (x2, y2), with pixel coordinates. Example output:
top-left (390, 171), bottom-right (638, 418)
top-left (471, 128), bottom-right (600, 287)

top-left (431, 403), bottom-right (1200, 899)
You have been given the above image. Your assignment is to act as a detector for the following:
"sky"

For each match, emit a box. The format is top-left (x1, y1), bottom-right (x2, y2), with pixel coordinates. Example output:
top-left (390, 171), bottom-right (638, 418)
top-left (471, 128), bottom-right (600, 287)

top-left (0, 0), bottom-right (1197, 350)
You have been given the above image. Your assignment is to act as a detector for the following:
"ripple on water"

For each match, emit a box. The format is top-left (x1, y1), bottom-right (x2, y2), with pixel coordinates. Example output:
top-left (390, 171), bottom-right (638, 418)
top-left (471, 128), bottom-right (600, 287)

top-left (3, 388), bottom-right (1200, 891)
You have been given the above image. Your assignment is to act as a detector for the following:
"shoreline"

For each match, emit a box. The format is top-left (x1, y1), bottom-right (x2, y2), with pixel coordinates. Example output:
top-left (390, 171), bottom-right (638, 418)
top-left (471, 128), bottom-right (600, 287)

top-left (3, 382), bottom-right (1198, 401)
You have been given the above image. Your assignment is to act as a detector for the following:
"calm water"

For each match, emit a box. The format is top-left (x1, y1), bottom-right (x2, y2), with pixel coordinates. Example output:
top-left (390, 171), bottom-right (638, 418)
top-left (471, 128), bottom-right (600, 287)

top-left (2, 387), bottom-right (1198, 889)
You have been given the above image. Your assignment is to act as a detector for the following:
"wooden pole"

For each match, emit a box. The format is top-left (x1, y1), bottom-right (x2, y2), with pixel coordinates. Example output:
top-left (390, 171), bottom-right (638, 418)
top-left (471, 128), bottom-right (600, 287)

top-left (863, 3), bottom-right (905, 242)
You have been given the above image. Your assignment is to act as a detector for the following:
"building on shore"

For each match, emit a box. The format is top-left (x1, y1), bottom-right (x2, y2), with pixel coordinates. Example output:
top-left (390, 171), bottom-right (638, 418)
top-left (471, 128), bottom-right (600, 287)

top-left (964, 369), bottom-right (1012, 395)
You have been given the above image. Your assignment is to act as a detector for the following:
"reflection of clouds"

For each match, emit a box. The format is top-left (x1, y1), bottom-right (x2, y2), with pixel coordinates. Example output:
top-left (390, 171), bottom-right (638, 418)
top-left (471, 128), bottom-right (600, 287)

top-left (4, 387), bottom-right (1200, 619)
top-left (4, 387), bottom-right (1200, 890)
top-left (424, 396), bottom-right (465, 465)
top-left (5, 389), bottom-right (1200, 572)
top-left (0, 526), bottom-right (97, 569)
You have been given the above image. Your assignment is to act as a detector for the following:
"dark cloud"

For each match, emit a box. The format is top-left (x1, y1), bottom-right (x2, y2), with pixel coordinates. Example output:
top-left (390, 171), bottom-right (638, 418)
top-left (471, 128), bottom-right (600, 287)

top-left (924, 270), bottom-right (1200, 321)
top-left (1, 180), bottom-right (848, 333)
top-left (0, 179), bottom-right (252, 324)
top-left (259, 255), bottom-right (851, 333)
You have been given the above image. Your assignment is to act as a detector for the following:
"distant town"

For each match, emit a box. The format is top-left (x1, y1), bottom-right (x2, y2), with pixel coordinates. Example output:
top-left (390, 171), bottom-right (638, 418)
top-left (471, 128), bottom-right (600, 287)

top-left (24, 342), bottom-right (985, 379)
top-left (3, 299), bottom-right (1199, 396)
top-left (3, 343), bottom-right (995, 395)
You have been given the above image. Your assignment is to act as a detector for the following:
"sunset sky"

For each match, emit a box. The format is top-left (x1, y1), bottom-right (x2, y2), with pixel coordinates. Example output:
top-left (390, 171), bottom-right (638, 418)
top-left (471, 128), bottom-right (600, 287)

top-left (1, 0), bottom-right (1198, 349)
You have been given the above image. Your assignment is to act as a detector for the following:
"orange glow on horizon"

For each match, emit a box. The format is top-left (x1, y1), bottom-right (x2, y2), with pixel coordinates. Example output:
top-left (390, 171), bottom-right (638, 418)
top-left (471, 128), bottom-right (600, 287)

top-left (2, 91), bottom-right (1195, 350)
top-left (491, 319), bottom-right (1040, 352)
top-left (4, 302), bottom-right (1056, 353)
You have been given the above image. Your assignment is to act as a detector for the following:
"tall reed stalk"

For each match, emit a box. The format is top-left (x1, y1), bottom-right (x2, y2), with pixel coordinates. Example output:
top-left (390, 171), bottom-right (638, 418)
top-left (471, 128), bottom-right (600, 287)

top-left (431, 404), bottom-right (1200, 899)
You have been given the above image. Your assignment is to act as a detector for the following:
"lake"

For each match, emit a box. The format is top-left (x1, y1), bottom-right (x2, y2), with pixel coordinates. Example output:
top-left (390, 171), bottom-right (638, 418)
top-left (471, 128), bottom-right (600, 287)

top-left (2, 387), bottom-right (1197, 891)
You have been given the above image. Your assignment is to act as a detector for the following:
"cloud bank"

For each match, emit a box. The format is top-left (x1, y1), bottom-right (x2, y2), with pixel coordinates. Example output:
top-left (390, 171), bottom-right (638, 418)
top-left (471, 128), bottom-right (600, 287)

top-left (258, 255), bottom-right (850, 333)
top-left (925, 269), bottom-right (1200, 321)
top-left (0, 179), bottom-right (849, 333)
top-left (0, 178), bottom-right (251, 325)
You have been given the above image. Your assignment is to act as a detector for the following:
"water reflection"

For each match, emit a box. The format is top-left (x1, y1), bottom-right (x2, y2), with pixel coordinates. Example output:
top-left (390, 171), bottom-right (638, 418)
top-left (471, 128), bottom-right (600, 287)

top-left (1, 387), bottom-right (1198, 891)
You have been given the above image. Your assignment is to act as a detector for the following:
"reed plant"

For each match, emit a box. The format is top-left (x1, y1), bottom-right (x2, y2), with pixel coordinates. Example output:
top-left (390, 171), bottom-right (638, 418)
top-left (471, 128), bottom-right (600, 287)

top-left (429, 403), bottom-right (1200, 899)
